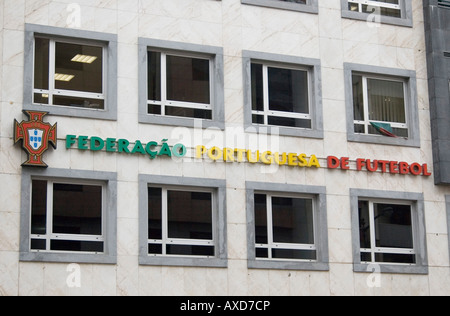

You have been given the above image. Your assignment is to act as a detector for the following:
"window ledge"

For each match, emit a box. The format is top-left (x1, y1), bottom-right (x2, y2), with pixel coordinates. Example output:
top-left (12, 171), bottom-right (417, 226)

top-left (241, 0), bottom-right (319, 14)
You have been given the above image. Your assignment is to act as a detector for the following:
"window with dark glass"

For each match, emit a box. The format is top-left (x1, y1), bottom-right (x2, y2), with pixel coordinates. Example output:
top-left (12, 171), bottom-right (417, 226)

top-left (254, 193), bottom-right (316, 261)
top-left (251, 62), bottom-right (311, 129)
top-left (358, 200), bottom-right (416, 265)
top-left (147, 51), bottom-right (213, 120)
top-left (147, 186), bottom-right (215, 257)
top-left (30, 180), bottom-right (104, 253)
top-left (33, 37), bottom-right (105, 110)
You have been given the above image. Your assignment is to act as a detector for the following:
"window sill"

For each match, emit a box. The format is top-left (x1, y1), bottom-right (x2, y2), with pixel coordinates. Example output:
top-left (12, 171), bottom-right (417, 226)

top-left (354, 263), bottom-right (429, 275)
top-left (20, 252), bottom-right (117, 265)
top-left (341, 10), bottom-right (413, 28)
top-left (348, 133), bottom-right (420, 148)
top-left (241, 0), bottom-right (318, 14)
top-left (139, 256), bottom-right (228, 268)
top-left (248, 259), bottom-right (329, 271)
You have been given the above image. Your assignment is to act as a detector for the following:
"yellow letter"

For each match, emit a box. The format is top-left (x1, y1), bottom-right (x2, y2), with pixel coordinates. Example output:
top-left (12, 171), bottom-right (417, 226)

top-left (288, 153), bottom-right (298, 166)
top-left (308, 155), bottom-right (321, 168)
top-left (298, 154), bottom-right (308, 167)
top-left (235, 148), bottom-right (246, 162)
top-left (247, 150), bottom-right (260, 163)
top-left (196, 145), bottom-right (206, 159)
top-left (208, 147), bottom-right (223, 161)
top-left (274, 152), bottom-right (287, 165)
top-left (261, 151), bottom-right (273, 165)
top-left (224, 148), bottom-right (235, 162)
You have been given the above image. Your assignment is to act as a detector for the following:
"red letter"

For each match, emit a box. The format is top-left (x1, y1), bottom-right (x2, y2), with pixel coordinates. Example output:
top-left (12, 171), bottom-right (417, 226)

top-left (328, 156), bottom-right (340, 169)
top-left (341, 157), bottom-right (350, 170)
top-left (389, 161), bottom-right (399, 174)
top-left (366, 159), bottom-right (379, 172)
top-left (422, 164), bottom-right (432, 176)
top-left (399, 162), bottom-right (410, 175)
top-left (410, 163), bottom-right (422, 176)
top-left (379, 160), bottom-right (389, 173)
top-left (357, 158), bottom-right (366, 171)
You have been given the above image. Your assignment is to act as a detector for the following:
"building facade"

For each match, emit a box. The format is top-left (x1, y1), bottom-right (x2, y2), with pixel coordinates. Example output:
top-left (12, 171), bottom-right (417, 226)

top-left (1, 0), bottom-right (450, 296)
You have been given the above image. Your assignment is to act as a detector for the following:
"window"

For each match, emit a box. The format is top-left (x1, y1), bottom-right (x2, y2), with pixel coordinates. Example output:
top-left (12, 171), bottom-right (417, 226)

top-left (352, 74), bottom-right (408, 138)
top-left (20, 168), bottom-right (117, 264)
top-left (348, 0), bottom-right (402, 18)
top-left (241, 0), bottom-right (319, 14)
top-left (251, 63), bottom-right (311, 129)
top-left (30, 180), bottom-right (105, 253)
top-left (246, 182), bottom-right (329, 271)
top-left (341, 0), bottom-right (413, 27)
top-left (254, 193), bottom-right (316, 261)
top-left (358, 200), bottom-right (415, 264)
top-left (351, 189), bottom-right (428, 274)
top-left (147, 51), bottom-right (213, 120)
top-left (243, 51), bottom-right (323, 139)
top-left (344, 63), bottom-right (420, 147)
top-left (24, 24), bottom-right (118, 120)
top-left (34, 38), bottom-right (105, 110)
top-left (139, 38), bottom-right (225, 129)
top-left (139, 175), bottom-right (227, 268)
top-left (147, 187), bottom-right (215, 257)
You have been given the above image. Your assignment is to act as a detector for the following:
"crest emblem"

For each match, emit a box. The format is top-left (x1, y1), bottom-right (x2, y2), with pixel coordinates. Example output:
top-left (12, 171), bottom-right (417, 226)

top-left (14, 111), bottom-right (57, 167)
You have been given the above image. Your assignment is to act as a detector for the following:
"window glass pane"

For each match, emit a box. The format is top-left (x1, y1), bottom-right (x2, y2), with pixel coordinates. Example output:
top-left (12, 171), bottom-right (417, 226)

top-left (52, 183), bottom-right (103, 236)
top-left (254, 194), bottom-right (268, 244)
top-left (166, 55), bottom-right (210, 104)
top-left (272, 197), bottom-right (314, 245)
top-left (167, 245), bottom-right (214, 257)
top-left (167, 190), bottom-right (213, 240)
top-left (272, 249), bottom-right (316, 260)
top-left (358, 201), bottom-right (371, 249)
top-left (53, 95), bottom-right (104, 109)
top-left (50, 240), bottom-right (103, 253)
top-left (275, 0), bottom-right (306, 3)
top-left (148, 51), bottom-right (161, 102)
top-left (367, 78), bottom-right (406, 124)
top-left (375, 253), bottom-right (415, 264)
top-left (54, 42), bottom-right (103, 94)
top-left (268, 67), bottom-right (309, 114)
top-left (165, 106), bottom-right (212, 120)
top-left (148, 187), bottom-right (162, 240)
top-left (31, 180), bottom-right (47, 235)
top-left (362, 4), bottom-right (401, 18)
top-left (251, 63), bottom-right (264, 112)
top-left (352, 75), bottom-right (364, 121)
top-left (34, 38), bottom-right (49, 90)
top-left (268, 116), bottom-right (311, 129)
top-left (374, 203), bottom-right (413, 249)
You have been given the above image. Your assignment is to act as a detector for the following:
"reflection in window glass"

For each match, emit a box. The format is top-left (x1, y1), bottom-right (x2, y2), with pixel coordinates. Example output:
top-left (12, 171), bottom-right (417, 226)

top-left (30, 180), bottom-right (105, 253)
top-left (254, 193), bottom-right (316, 261)
top-left (147, 187), bottom-right (215, 257)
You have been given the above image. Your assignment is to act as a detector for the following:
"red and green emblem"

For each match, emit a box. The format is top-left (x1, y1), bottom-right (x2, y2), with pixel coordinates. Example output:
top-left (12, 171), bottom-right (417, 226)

top-left (14, 111), bottom-right (57, 167)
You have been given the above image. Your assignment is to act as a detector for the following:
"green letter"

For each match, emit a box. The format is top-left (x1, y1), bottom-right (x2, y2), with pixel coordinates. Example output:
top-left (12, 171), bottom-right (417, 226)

top-left (145, 141), bottom-right (158, 159)
top-left (172, 143), bottom-right (187, 158)
top-left (158, 141), bottom-right (172, 157)
top-left (131, 140), bottom-right (146, 155)
top-left (117, 139), bottom-right (130, 153)
top-left (66, 135), bottom-right (77, 149)
top-left (90, 137), bottom-right (105, 151)
top-left (106, 138), bottom-right (117, 152)
top-left (78, 136), bottom-right (89, 150)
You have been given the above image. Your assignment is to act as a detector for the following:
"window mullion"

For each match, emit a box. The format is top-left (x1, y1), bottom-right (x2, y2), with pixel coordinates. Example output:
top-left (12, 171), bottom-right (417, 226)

top-left (362, 76), bottom-right (370, 134)
top-left (262, 65), bottom-right (270, 126)
top-left (161, 53), bottom-right (167, 116)
top-left (368, 201), bottom-right (376, 263)
top-left (46, 181), bottom-right (54, 251)
top-left (266, 195), bottom-right (274, 259)
top-left (48, 39), bottom-right (56, 106)
top-left (162, 188), bottom-right (168, 256)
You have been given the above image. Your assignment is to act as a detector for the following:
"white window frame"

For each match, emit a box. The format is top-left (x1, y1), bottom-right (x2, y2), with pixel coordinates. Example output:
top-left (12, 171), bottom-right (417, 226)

top-left (30, 178), bottom-right (106, 255)
top-left (251, 62), bottom-right (312, 128)
top-left (147, 185), bottom-right (217, 259)
top-left (147, 50), bottom-right (214, 119)
top-left (32, 36), bottom-right (107, 110)
top-left (348, 0), bottom-right (402, 16)
top-left (353, 73), bottom-right (409, 137)
top-left (254, 192), bottom-right (317, 263)
top-left (359, 198), bottom-right (416, 266)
